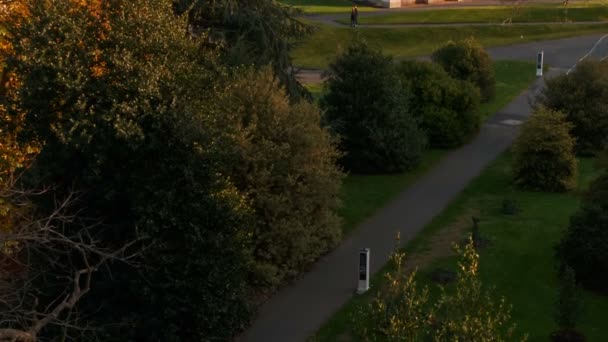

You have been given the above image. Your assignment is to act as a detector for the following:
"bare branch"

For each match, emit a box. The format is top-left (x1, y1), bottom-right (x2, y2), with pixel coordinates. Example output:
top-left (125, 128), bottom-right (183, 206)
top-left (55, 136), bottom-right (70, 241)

top-left (0, 181), bottom-right (142, 342)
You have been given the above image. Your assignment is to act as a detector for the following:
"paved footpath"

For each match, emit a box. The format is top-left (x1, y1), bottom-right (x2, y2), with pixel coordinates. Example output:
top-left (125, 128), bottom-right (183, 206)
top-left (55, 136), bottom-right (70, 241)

top-left (296, 34), bottom-right (607, 84)
top-left (240, 35), bottom-right (602, 342)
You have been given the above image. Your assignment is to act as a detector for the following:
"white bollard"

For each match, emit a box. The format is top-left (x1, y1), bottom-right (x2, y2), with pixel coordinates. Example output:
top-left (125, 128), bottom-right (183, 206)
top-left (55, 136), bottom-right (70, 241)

top-left (357, 248), bottom-right (370, 294)
top-left (536, 51), bottom-right (544, 77)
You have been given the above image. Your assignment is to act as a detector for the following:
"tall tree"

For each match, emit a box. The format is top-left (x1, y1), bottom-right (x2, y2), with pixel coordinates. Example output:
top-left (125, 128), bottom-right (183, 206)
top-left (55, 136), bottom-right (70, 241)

top-left (172, 0), bottom-right (311, 99)
top-left (3, 0), bottom-right (253, 340)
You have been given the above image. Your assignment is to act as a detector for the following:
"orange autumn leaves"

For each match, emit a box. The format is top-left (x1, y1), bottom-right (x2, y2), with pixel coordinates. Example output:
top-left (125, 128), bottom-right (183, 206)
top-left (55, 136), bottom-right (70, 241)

top-left (1, 0), bottom-right (109, 234)
top-left (1, 0), bottom-right (37, 183)
top-left (1, 0), bottom-right (112, 182)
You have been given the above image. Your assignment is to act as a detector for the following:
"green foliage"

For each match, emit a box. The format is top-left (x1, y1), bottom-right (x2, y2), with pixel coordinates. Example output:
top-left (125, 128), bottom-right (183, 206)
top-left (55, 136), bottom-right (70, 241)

top-left (432, 37), bottom-right (496, 102)
top-left (556, 172), bottom-right (608, 294)
top-left (358, 236), bottom-right (524, 341)
top-left (4, 0), bottom-right (253, 340)
top-left (432, 237), bottom-right (523, 342)
top-left (554, 266), bottom-right (583, 331)
top-left (357, 250), bottom-right (431, 341)
top-left (321, 40), bottom-right (426, 174)
top-left (512, 106), bottom-right (577, 192)
top-left (539, 59), bottom-right (608, 155)
top-left (173, 0), bottom-right (311, 99)
top-left (397, 60), bottom-right (481, 148)
top-left (217, 67), bottom-right (344, 288)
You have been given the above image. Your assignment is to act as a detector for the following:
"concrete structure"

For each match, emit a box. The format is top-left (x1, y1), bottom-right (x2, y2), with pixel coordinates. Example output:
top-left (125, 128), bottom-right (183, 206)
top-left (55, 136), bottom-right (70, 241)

top-left (372, 0), bottom-right (462, 7)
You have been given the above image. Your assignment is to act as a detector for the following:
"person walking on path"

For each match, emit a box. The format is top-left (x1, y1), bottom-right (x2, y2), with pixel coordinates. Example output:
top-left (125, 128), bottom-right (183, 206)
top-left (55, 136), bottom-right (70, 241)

top-left (350, 5), bottom-right (359, 27)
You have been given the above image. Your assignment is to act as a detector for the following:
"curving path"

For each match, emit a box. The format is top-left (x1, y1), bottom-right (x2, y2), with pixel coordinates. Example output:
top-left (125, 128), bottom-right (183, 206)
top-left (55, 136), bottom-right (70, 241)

top-left (296, 33), bottom-right (607, 84)
top-left (303, 1), bottom-right (607, 28)
top-left (239, 34), bottom-right (605, 342)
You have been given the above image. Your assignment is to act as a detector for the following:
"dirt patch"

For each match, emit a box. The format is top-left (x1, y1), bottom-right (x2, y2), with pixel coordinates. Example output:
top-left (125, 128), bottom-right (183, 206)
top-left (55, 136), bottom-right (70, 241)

top-left (404, 208), bottom-right (479, 273)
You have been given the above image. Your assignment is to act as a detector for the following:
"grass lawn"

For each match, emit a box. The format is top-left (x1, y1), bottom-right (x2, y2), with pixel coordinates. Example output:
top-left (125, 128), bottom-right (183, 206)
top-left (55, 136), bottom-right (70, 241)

top-left (313, 153), bottom-right (608, 342)
top-left (477, 60), bottom-right (537, 120)
top-left (278, 0), bottom-right (376, 14)
top-left (292, 22), bottom-right (608, 69)
top-left (330, 60), bottom-right (536, 236)
top-left (340, 4), bottom-right (608, 25)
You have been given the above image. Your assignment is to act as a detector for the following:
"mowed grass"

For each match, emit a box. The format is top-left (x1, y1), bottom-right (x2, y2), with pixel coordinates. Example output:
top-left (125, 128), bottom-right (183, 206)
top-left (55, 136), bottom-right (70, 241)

top-left (314, 153), bottom-right (608, 342)
top-left (278, 0), bottom-right (376, 14)
top-left (477, 60), bottom-right (536, 120)
top-left (292, 22), bottom-right (608, 69)
top-left (333, 60), bottom-right (535, 235)
top-left (342, 5), bottom-right (608, 25)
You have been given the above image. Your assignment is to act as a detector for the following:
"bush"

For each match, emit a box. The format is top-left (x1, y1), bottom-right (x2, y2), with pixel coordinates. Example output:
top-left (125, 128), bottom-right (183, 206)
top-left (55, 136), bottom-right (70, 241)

top-left (357, 236), bottom-right (525, 341)
top-left (397, 60), bottom-right (481, 148)
top-left (321, 40), bottom-right (426, 174)
top-left (432, 37), bottom-right (496, 102)
top-left (556, 172), bottom-right (608, 294)
top-left (553, 266), bottom-right (583, 334)
top-left (217, 67), bottom-right (344, 288)
top-left (538, 59), bottom-right (608, 155)
top-left (512, 106), bottom-right (577, 192)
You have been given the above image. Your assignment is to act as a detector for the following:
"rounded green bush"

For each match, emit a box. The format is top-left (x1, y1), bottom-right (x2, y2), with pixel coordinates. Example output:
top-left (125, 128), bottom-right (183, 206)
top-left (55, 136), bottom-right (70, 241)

top-left (397, 60), bottom-right (481, 148)
top-left (321, 40), bottom-right (426, 173)
top-left (432, 37), bottom-right (495, 103)
top-left (539, 59), bottom-right (608, 156)
top-left (219, 67), bottom-right (344, 288)
top-left (512, 106), bottom-right (577, 192)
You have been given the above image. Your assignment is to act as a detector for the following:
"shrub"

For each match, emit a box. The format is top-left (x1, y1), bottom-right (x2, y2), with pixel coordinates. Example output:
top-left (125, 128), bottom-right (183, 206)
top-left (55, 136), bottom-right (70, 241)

top-left (217, 67), bottom-right (344, 288)
top-left (432, 37), bottom-right (496, 102)
top-left (357, 236), bottom-right (525, 341)
top-left (397, 60), bottom-right (481, 148)
top-left (556, 172), bottom-right (608, 294)
top-left (553, 266), bottom-right (583, 334)
top-left (538, 59), bottom-right (608, 155)
top-left (321, 40), bottom-right (426, 173)
top-left (512, 106), bottom-right (577, 192)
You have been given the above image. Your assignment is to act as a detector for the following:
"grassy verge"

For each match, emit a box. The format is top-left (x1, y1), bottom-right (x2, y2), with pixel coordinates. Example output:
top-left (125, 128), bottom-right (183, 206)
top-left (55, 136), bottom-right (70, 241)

top-left (478, 60), bottom-right (536, 120)
top-left (313, 153), bottom-right (608, 342)
top-left (333, 60), bottom-right (535, 236)
top-left (292, 23), bottom-right (608, 69)
top-left (304, 83), bottom-right (323, 102)
top-left (339, 5), bottom-right (608, 25)
top-left (278, 0), bottom-right (376, 14)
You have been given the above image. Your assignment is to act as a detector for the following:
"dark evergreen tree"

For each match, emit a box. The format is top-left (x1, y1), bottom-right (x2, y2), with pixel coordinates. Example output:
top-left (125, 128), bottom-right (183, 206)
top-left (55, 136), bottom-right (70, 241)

top-left (321, 40), bottom-right (426, 174)
top-left (173, 0), bottom-right (311, 100)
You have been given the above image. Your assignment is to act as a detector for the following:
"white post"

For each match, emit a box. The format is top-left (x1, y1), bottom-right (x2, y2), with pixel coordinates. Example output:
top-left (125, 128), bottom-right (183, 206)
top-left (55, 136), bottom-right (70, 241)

top-left (357, 248), bottom-right (370, 294)
top-left (536, 51), bottom-right (544, 77)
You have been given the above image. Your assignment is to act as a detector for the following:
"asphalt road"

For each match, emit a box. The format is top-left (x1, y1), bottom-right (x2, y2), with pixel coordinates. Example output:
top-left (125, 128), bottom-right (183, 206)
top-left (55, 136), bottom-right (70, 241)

top-left (296, 33), bottom-right (607, 84)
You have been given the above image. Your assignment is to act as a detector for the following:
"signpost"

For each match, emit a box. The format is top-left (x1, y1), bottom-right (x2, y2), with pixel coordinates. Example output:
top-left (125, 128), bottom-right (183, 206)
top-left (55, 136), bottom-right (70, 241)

top-left (357, 248), bottom-right (370, 294)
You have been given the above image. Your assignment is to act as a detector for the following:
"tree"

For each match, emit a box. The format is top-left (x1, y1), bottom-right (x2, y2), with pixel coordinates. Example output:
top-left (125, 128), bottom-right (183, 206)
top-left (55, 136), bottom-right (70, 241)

top-left (172, 0), bottom-right (311, 100)
top-left (432, 237), bottom-right (523, 341)
top-left (432, 37), bottom-right (496, 102)
top-left (397, 60), bottom-right (481, 148)
top-left (512, 106), bottom-right (577, 192)
top-left (538, 59), bottom-right (608, 155)
top-left (216, 67), bottom-right (344, 289)
top-left (556, 171), bottom-right (608, 294)
top-left (357, 250), bottom-right (431, 341)
top-left (551, 266), bottom-right (585, 342)
top-left (3, 0), bottom-right (253, 340)
top-left (321, 40), bottom-right (426, 174)
top-left (357, 236), bottom-right (525, 341)
top-left (0, 181), bottom-right (138, 342)
top-left (1, 0), bottom-right (40, 183)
